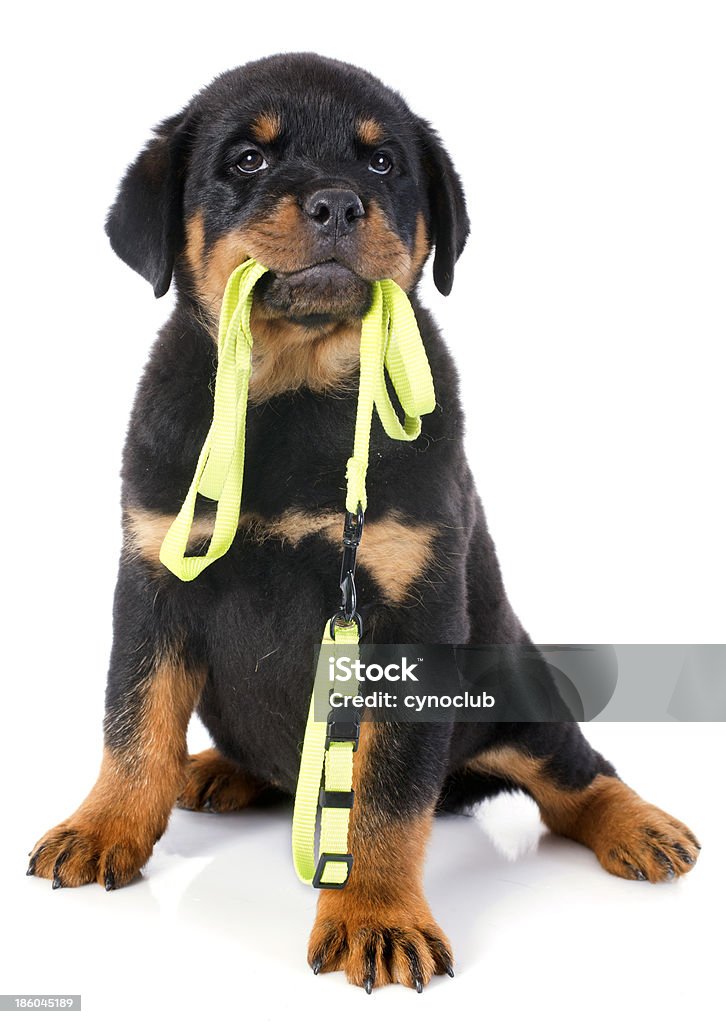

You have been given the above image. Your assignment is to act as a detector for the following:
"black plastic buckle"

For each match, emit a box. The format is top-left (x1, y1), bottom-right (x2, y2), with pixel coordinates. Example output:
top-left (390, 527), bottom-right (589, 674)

top-left (325, 710), bottom-right (360, 751)
top-left (319, 787), bottom-right (355, 809)
top-left (312, 852), bottom-right (354, 889)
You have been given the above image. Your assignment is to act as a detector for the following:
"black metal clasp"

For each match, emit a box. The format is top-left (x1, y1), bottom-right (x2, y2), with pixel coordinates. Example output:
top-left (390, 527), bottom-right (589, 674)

top-left (340, 505), bottom-right (364, 616)
top-left (329, 505), bottom-right (365, 636)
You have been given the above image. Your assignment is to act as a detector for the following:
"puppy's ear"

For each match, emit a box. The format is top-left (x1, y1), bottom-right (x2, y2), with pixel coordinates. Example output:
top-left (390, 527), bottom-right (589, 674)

top-left (105, 110), bottom-right (194, 297)
top-left (415, 117), bottom-right (470, 295)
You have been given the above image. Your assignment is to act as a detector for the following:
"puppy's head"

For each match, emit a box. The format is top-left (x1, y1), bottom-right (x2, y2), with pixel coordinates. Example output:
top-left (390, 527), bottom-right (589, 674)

top-left (106, 52), bottom-right (469, 333)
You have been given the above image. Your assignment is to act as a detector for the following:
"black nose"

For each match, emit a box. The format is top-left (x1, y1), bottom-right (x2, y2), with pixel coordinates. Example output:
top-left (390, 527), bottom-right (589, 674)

top-left (304, 188), bottom-right (365, 236)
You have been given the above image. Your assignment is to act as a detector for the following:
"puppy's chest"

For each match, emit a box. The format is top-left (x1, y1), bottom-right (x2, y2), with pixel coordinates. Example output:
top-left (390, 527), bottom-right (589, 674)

top-left (125, 383), bottom-right (442, 601)
top-left (125, 503), bottom-right (437, 607)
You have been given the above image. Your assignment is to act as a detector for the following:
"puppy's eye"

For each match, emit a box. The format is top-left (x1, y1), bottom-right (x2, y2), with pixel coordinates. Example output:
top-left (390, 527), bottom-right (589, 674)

top-left (369, 151), bottom-right (393, 175)
top-left (235, 149), bottom-right (268, 174)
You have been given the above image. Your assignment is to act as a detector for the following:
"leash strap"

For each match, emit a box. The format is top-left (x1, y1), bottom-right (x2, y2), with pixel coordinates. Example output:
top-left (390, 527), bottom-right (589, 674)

top-left (345, 278), bottom-right (435, 512)
top-left (291, 619), bottom-right (360, 888)
top-left (159, 259), bottom-right (268, 581)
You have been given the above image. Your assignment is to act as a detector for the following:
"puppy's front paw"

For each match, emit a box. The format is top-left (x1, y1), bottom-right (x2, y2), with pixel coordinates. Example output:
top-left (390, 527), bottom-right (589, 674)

top-left (580, 783), bottom-right (701, 882)
top-left (308, 894), bottom-right (453, 992)
top-left (27, 818), bottom-right (153, 891)
top-left (176, 748), bottom-right (264, 813)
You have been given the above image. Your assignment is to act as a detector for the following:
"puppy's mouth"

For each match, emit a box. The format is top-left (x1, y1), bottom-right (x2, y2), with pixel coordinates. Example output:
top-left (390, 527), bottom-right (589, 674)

top-left (254, 258), bottom-right (373, 326)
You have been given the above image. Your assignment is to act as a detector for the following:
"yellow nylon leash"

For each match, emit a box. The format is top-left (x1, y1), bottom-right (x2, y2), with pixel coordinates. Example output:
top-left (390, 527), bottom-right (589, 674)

top-left (159, 259), bottom-right (268, 581)
top-left (159, 257), bottom-right (436, 887)
top-left (345, 278), bottom-right (435, 513)
top-left (291, 621), bottom-right (360, 887)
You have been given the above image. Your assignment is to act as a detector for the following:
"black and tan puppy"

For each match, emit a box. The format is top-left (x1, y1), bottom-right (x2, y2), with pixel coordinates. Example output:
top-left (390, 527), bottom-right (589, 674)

top-left (28, 52), bottom-right (700, 991)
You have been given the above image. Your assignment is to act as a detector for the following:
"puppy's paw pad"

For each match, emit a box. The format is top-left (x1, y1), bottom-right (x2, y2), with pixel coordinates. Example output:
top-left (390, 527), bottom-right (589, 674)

top-left (27, 822), bottom-right (150, 889)
top-left (308, 916), bottom-right (453, 991)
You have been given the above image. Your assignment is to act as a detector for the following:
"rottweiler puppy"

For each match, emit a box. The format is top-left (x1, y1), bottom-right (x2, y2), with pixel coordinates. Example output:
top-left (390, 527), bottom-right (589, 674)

top-left (28, 52), bottom-right (700, 991)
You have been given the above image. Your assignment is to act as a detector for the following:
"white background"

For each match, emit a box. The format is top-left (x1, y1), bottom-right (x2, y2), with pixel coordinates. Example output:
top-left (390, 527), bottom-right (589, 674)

top-left (1, 2), bottom-right (724, 1022)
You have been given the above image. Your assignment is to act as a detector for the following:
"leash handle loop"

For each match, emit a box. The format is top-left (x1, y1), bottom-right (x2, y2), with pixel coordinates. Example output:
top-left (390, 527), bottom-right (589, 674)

top-left (292, 619), bottom-right (360, 888)
top-left (158, 259), bottom-right (268, 581)
top-left (345, 279), bottom-right (436, 513)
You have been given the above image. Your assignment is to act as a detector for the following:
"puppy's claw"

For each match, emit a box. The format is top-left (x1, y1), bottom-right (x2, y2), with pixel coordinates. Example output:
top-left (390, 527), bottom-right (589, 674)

top-left (364, 977), bottom-right (373, 995)
top-left (446, 965), bottom-right (455, 978)
top-left (26, 844), bottom-right (46, 878)
top-left (104, 867), bottom-right (116, 892)
top-left (651, 848), bottom-right (676, 879)
top-left (673, 843), bottom-right (694, 865)
top-left (311, 957), bottom-right (322, 976)
top-left (51, 850), bottom-right (70, 889)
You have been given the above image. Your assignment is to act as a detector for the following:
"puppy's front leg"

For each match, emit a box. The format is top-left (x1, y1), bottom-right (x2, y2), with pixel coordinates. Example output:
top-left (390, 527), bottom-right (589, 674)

top-left (308, 722), bottom-right (454, 992)
top-left (28, 560), bottom-right (205, 889)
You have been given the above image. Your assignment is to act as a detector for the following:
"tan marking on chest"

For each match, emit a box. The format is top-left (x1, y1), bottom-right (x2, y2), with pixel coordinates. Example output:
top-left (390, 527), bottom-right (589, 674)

top-left (124, 507), bottom-right (437, 604)
top-left (246, 315), bottom-right (361, 402)
top-left (356, 514), bottom-right (437, 603)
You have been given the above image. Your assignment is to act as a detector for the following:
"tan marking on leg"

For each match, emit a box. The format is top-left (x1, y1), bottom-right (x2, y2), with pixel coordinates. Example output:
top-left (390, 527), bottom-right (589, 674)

top-left (29, 655), bottom-right (205, 888)
top-left (177, 748), bottom-right (267, 812)
top-left (468, 747), bottom-right (701, 882)
top-left (308, 723), bottom-right (453, 989)
top-left (250, 111), bottom-right (282, 145)
top-left (356, 117), bottom-right (385, 146)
